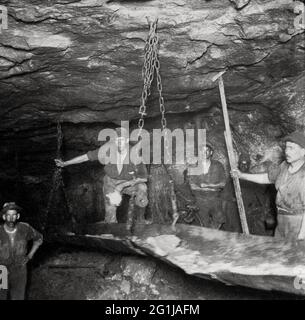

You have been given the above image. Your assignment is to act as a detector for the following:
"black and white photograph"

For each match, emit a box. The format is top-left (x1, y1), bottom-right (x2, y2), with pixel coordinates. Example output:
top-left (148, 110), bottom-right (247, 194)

top-left (0, 0), bottom-right (305, 305)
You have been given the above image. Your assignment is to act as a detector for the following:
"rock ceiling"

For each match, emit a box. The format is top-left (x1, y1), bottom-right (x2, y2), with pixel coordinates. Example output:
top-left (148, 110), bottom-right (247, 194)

top-left (0, 0), bottom-right (304, 133)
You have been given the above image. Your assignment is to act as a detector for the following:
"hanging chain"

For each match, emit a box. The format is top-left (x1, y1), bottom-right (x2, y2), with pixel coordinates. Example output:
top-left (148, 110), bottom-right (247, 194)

top-left (45, 121), bottom-right (72, 230)
top-left (136, 19), bottom-right (178, 225)
top-left (154, 41), bottom-right (166, 131)
top-left (138, 19), bottom-right (167, 136)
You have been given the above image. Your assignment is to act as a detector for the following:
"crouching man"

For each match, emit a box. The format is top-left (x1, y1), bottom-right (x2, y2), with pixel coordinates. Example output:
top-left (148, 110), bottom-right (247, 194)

top-left (0, 202), bottom-right (43, 300)
top-left (55, 127), bottom-right (149, 224)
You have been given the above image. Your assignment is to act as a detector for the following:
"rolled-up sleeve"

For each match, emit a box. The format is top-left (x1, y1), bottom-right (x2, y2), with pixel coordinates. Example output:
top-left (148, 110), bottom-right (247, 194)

top-left (87, 148), bottom-right (100, 162)
top-left (267, 163), bottom-right (281, 184)
top-left (27, 225), bottom-right (43, 245)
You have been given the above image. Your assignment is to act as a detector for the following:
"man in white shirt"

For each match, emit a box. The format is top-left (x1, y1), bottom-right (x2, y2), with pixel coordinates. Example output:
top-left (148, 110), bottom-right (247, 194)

top-left (55, 127), bottom-right (148, 224)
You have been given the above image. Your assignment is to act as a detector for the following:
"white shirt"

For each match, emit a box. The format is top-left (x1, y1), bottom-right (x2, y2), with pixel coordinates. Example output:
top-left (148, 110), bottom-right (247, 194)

top-left (117, 149), bottom-right (128, 175)
top-left (202, 160), bottom-right (211, 175)
top-left (4, 225), bottom-right (17, 247)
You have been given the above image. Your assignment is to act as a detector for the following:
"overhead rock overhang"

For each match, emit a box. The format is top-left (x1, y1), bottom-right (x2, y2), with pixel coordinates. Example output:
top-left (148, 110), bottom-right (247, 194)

top-left (0, 0), bottom-right (304, 132)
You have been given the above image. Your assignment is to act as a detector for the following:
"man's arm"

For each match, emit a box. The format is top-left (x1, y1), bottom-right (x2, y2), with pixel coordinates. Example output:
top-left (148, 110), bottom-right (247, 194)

top-left (239, 172), bottom-right (271, 184)
top-left (133, 177), bottom-right (147, 184)
top-left (116, 177), bottom-right (147, 192)
top-left (200, 182), bottom-right (226, 189)
top-left (24, 226), bottom-right (43, 264)
top-left (27, 238), bottom-right (43, 261)
top-left (200, 162), bottom-right (226, 190)
top-left (233, 170), bottom-right (272, 185)
top-left (55, 154), bottom-right (89, 168)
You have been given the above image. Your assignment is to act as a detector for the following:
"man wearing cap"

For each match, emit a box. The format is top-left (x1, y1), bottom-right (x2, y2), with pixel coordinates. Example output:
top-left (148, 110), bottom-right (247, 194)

top-left (186, 142), bottom-right (226, 229)
top-left (0, 202), bottom-right (43, 300)
top-left (55, 127), bottom-right (149, 224)
top-left (232, 131), bottom-right (305, 240)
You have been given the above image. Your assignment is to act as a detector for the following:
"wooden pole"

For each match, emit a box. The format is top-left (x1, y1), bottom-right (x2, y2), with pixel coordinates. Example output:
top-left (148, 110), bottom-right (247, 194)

top-left (217, 76), bottom-right (249, 234)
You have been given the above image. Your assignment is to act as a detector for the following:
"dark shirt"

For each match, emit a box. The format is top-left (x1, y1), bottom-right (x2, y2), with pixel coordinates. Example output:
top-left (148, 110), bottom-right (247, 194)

top-left (0, 223), bottom-right (43, 267)
top-left (187, 160), bottom-right (226, 191)
top-left (87, 148), bottom-right (148, 181)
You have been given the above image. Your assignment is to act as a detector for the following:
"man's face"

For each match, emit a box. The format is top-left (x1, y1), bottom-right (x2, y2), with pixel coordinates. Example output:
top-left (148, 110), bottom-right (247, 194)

top-left (115, 137), bottom-right (128, 152)
top-left (238, 159), bottom-right (250, 173)
top-left (285, 142), bottom-right (305, 164)
top-left (3, 209), bottom-right (19, 228)
top-left (202, 146), bottom-right (213, 160)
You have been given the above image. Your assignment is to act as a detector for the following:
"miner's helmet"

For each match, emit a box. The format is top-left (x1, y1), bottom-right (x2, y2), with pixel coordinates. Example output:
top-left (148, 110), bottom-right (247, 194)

top-left (1, 202), bottom-right (22, 215)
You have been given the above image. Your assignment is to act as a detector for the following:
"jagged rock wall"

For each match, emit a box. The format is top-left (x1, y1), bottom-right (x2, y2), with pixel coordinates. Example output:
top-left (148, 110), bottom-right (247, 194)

top-left (0, 0), bottom-right (304, 226)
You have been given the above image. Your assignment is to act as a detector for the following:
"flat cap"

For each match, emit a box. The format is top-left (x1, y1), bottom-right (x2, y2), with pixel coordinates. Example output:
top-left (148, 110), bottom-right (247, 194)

top-left (2, 202), bottom-right (22, 214)
top-left (283, 131), bottom-right (305, 149)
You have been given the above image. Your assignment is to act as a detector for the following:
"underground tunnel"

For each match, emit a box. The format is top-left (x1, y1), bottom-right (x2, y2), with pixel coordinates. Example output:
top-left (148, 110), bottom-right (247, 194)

top-left (0, 0), bottom-right (305, 300)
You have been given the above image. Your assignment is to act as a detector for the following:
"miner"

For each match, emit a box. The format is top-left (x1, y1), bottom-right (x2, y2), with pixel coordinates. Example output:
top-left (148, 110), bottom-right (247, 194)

top-left (232, 131), bottom-right (305, 240)
top-left (55, 127), bottom-right (148, 224)
top-left (0, 202), bottom-right (43, 300)
top-left (186, 141), bottom-right (226, 229)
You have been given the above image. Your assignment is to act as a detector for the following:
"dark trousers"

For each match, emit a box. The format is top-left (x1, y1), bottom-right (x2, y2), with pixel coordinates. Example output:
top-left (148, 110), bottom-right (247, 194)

top-left (0, 265), bottom-right (27, 300)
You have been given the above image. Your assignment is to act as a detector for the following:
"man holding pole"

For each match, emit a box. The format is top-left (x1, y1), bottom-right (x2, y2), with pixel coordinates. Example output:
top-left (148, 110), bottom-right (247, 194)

top-left (232, 131), bottom-right (305, 241)
top-left (212, 69), bottom-right (305, 240)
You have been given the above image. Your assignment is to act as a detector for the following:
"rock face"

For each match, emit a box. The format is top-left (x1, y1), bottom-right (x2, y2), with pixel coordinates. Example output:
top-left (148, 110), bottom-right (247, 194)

top-left (28, 247), bottom-right (300, 300)
top-left (0, 0), bottom-right (304, 225)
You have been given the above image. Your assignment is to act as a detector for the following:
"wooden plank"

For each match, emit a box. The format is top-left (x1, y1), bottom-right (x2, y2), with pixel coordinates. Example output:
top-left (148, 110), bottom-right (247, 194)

top-left (49, 223), bottom-right (305, 296)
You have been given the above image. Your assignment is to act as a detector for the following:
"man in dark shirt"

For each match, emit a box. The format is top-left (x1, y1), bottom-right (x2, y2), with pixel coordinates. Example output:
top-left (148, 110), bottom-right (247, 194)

top-left (55, 127), bottom-right (148, 223)
top-left (0, 202), bottom-right (43, 300)
top-left (186, 142), bottom-right (226, 229)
